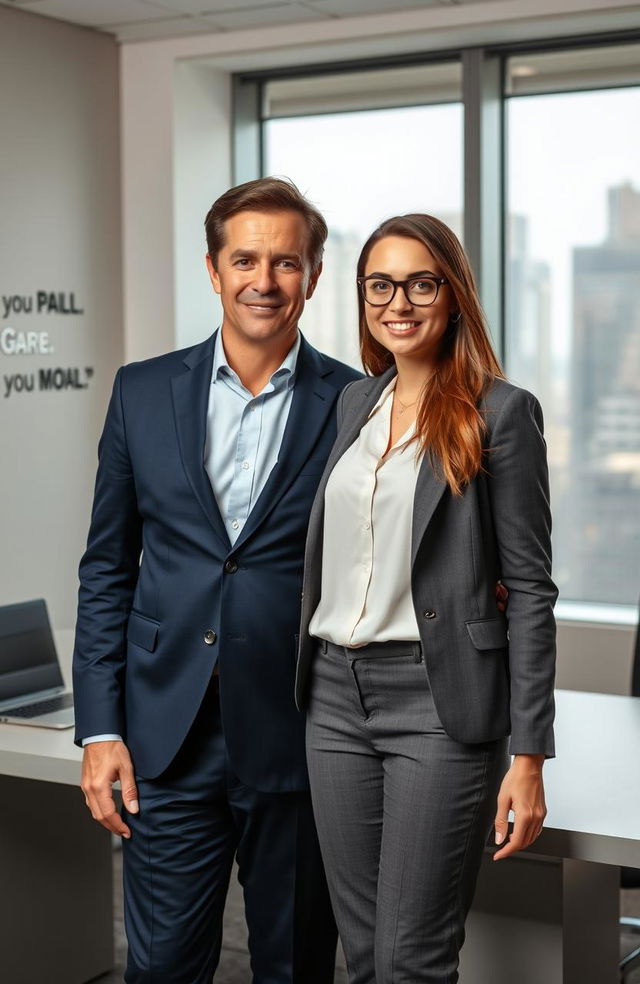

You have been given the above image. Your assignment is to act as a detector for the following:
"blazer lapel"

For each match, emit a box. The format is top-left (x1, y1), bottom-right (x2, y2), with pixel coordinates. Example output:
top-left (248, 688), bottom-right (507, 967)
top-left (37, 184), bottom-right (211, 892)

top-left (323, 368), bottom-right (394, 477)
top-left (303, 368), bottom-right (395, 572)
top-left (310, 361), bottom-right (447, 567)
top-left (411, 451), bottom-right (447, 567)
top-left (232, 338), bottom-right (339, 550)
top-left (170, 332), bottom-right (230, 550)
top-left (345, 368), bottom-right (447, 565)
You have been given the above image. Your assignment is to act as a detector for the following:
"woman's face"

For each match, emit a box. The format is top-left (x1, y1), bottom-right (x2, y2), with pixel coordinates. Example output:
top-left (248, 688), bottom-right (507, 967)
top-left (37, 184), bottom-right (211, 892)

top-left (362, 235), bottom-right (455, 366)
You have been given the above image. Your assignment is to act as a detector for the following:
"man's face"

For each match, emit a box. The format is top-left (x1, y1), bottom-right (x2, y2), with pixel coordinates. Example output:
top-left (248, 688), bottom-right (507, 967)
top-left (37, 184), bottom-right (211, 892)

top-left (206, 209), bottom-right (321, 349)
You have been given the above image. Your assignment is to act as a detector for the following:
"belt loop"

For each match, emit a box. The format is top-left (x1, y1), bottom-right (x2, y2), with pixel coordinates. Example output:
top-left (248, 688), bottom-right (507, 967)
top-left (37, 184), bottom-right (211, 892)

top-left (321, 638), bottom-right (328, 654)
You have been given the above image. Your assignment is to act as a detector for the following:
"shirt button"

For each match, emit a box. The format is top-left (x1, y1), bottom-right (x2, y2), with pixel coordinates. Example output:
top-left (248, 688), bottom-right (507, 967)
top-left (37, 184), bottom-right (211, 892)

top-left (231, 520), bottom-right (239, 530)
top-left (363, 523), bottom-right (370, 531)
top-left (203, 629), bottom-right (217, 645)
top-left (224, 559), bottom-right (239, 574)
top-left (423, 610), bottom-right (437, 619)
top-left (242, 460), bottom-right (250, 470)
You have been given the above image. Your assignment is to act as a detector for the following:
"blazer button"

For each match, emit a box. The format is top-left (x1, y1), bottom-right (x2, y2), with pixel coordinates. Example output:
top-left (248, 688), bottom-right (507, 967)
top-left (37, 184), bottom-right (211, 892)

top-left (224, 559), bottom-right (238, 574)
top-left (423, 610), bottom-right (437, 619)
top-left (204, 629), bottom-right (217, 645)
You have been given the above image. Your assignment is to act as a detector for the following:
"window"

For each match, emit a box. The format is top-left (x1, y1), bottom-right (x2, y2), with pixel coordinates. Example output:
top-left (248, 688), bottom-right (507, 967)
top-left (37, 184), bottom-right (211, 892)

top-left (505, 46), bottom-right (640, 606)
top-left (241, 38), bottom-right (640, 616)
top-left (263, 62), bottom-right (462, 367)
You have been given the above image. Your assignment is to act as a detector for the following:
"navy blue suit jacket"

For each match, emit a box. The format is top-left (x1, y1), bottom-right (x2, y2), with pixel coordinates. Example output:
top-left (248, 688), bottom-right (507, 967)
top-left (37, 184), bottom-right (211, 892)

top-left (73, 331), bottom-right (361, 789)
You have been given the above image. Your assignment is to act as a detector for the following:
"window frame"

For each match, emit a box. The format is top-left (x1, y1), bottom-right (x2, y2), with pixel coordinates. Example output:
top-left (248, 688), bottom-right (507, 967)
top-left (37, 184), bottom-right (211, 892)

top-left (231, 29), bottom-right (640, 625)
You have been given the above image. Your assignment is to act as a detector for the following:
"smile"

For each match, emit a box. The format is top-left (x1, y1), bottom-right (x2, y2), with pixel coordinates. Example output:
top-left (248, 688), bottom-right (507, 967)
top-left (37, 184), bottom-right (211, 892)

top-left (383, 321), bottom-right (421, 333)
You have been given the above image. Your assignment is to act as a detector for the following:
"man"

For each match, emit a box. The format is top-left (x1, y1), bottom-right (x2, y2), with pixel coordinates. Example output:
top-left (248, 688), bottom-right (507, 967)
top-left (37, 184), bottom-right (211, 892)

top-left (73, 177), bottom-right (362, 983)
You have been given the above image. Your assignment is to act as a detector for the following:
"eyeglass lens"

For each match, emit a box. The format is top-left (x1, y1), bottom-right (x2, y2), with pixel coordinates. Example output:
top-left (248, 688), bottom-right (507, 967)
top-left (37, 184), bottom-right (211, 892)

top-left (363, 278), bottom-right (439, 305)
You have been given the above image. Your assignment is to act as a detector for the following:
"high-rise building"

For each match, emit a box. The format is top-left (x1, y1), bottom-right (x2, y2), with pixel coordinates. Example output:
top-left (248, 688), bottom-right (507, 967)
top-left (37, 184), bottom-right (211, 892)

top-left (568, 182), bottom-right (640, 603)
top-left (506, 214), bottom-right (553, 408)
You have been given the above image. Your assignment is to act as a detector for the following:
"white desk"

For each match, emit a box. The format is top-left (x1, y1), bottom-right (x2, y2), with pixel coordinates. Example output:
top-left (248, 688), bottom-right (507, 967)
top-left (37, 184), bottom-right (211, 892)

top-left (0, 717), bottom-right (114, 984)
top-left (462, 689), bottom-right (640, 983)
top-left (2, 689), bottom-right (639, 983)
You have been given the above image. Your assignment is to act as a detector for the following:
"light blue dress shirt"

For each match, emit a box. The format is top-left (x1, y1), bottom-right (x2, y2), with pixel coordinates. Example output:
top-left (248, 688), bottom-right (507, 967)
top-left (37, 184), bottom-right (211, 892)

top-left (205, 329), bottom-right (300, 544)
top-left (82, 330), bottom-right (301, 746)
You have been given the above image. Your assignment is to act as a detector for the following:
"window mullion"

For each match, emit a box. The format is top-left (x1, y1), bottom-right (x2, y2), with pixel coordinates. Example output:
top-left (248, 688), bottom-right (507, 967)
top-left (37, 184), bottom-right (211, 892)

top-left (462, 49), bottom-right (504, 360)
top-left (232, 76), bottom-right (262, 185)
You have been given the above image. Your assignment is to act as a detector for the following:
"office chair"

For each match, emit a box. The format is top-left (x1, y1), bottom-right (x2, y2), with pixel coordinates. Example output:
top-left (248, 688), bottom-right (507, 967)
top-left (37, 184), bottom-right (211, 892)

top-left (620, 600), bottom-right (640, 982)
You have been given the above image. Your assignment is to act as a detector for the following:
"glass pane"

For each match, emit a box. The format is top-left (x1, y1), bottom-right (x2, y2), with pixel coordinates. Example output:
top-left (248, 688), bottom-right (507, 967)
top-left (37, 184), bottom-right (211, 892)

top-left (264, 101), bottom-right (463, 367)
top-left (506, 86), bottom-right (640, 606)
top-left (507, 43), bottom-right (640, 96)
top-left (264, 61), bottom-right (462, 118)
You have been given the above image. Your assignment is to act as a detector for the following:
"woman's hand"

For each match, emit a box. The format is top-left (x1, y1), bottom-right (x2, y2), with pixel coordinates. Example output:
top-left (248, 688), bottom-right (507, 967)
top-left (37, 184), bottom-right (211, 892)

top-left (493, 754), bottom-right (546, 861)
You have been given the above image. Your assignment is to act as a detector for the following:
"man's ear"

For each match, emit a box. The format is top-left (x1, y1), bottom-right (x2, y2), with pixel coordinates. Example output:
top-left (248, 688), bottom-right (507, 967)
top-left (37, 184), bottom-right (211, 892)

top-left (306, 261), bottom-right (323, 301)
top-left (205, 253), bottom-right (222, 295)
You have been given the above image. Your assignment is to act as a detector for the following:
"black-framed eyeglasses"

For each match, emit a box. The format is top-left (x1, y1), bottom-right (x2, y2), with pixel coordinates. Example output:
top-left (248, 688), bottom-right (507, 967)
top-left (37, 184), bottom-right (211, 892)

top-left (357, 275), bottom-right (449, 307)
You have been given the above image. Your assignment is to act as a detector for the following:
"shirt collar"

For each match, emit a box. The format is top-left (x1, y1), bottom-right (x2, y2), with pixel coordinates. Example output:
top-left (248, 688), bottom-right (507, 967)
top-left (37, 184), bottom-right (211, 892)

top-left (212, 329), bottom-right (301, 394)
top-left (367, 375), bottom-right (398, 419)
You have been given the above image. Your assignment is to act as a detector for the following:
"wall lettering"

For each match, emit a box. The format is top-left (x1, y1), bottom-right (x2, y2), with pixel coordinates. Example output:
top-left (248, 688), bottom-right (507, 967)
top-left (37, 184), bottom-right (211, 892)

top-left (3, 366), bottom-right (94, 398)
top-left (1, 327), bottom-right (54, 355)
top-left (1, 288), bottom-right (93, 398)
top-left (2, 291), bottom-right (83, 318)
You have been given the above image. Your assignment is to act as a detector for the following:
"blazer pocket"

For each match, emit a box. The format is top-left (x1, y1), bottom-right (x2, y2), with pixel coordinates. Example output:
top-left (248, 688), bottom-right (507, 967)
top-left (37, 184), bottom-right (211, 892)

top-left (465, 617), bottom-right (508, 651)
top-left (127, 611), bottom-right (159, 652)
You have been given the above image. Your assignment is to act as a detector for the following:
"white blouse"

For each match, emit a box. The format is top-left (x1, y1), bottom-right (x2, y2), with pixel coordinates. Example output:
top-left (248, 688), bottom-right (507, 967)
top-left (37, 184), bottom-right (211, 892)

top-left (309, 378), bottom-right (422, 647)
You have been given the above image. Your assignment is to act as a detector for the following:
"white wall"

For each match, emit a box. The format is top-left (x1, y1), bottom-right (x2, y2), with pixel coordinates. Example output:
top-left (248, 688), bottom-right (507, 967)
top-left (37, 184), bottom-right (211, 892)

top-left (0, 6), bottom-right (122, 634)
top-left (173, 60), bottom-right (229, 350)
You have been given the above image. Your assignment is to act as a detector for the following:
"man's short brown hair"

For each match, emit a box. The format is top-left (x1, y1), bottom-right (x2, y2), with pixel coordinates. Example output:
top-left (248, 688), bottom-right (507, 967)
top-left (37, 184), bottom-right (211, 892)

top-left (204, 177), bottom-right (328, 270)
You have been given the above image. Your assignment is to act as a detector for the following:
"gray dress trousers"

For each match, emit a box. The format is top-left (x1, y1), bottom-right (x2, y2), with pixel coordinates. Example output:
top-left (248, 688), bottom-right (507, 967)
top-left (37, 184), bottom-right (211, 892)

top-left (306, 638), bottom-right (509, 984)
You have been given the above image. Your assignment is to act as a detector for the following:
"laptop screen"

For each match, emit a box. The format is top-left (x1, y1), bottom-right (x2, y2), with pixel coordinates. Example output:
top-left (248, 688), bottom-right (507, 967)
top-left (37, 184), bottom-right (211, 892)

top-left (0, 599), bottom-right (64, 704)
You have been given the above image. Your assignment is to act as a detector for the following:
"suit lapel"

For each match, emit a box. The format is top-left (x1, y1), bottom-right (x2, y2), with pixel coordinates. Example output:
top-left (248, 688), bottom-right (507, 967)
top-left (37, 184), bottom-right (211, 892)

top-left (345, 369), bottom-right (447, 565)
top-left (170, 332), bottom-right (231, 550)
top-left (323, 369), bottom-right (393, 478)
top-left (411, 453), bottom-right (447, 566)
top-left (303, 369), bottom-right (394, 576)
top-left (232, 338), bottom-right (338, 550)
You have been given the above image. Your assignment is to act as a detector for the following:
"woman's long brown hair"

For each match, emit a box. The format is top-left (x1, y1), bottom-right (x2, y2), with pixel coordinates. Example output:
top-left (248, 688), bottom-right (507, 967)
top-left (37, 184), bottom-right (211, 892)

top-left (358, 214), bottom-right (504, 496)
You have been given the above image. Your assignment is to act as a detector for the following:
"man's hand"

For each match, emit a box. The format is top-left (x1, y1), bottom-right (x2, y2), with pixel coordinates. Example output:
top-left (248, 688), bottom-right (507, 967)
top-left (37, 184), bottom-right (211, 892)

top-left (495, 580), bottom-right (508, 613)
top-left (81, 741), bottom-right (139, 838)
top-left (493, 754), bottom-right (546, 861)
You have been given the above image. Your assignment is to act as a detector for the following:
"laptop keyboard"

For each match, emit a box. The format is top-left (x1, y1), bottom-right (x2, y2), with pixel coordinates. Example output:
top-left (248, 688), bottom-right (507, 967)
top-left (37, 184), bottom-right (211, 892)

top-left (6, 692), bottom-right (74, 718)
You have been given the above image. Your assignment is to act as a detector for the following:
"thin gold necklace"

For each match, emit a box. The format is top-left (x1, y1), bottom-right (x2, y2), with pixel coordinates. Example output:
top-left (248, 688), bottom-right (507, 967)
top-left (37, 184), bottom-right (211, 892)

top-left (395, 396), bottom-right (418, 416)
top-left (394, 388), bottom-right (421, 416)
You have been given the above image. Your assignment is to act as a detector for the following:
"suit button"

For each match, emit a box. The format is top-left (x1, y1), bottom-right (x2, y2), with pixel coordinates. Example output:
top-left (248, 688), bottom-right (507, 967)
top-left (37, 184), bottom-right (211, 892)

top-left (204, 629), bottom-right (217, 645)
top-left (224, 559), bottom-right (238, 574)
top-left (423, 610), bottom-right (437, 619)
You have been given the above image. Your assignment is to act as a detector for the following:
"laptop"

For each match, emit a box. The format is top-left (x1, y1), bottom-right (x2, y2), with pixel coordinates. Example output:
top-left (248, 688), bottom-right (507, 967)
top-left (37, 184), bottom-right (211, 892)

top-left (0, 599), bottom-right (75, 729)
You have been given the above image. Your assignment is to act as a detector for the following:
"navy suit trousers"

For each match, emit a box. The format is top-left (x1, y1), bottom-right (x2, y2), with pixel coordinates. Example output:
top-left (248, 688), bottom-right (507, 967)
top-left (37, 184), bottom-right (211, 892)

top-left (122, 679), bottom-right (337, 983)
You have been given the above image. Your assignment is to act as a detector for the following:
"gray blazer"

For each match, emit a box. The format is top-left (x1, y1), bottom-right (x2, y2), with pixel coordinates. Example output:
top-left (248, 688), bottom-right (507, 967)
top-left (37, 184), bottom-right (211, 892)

top-left (295, 369), bottom-right (557, 758)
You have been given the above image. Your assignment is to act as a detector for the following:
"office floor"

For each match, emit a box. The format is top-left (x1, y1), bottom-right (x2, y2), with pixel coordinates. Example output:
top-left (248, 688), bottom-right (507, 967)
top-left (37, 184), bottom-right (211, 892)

top-left (94, 846), bottom-right (640, 983)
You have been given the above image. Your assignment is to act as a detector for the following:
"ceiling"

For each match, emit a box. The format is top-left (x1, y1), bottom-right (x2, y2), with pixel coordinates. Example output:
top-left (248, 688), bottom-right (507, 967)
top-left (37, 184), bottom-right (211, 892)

top-left (0, 0), bottom-right (514, 43)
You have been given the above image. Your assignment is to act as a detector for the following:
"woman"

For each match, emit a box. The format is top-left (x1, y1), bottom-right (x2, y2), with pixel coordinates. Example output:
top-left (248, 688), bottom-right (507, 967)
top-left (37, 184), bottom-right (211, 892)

top-left (295, 214), bottom-right (557, 983)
